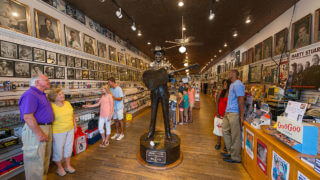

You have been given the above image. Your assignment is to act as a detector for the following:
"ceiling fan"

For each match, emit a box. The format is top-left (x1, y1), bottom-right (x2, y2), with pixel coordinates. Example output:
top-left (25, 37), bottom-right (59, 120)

top-left (164, 16), bottom-right (203, 54)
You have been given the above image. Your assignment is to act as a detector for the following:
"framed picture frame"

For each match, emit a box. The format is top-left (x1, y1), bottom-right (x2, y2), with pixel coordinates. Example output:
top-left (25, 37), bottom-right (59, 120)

top-left (262, 37), bottom-right (272, 59)
top-left (44, 65), bottom-right (54, 79)
top-left (291, 14), bottom-right (312, 49)
top-left (46, 51), bottom-right (56, 64)
top-left (99, 72), bottom-right (104, 80)
top-left (0, 59), bottom-right (14, 77)
top-left (0, 41), bottom-right (18, 59)
top-left (55, 66), bottom-right (65, 79)
top-left (83, 34), bottom-right (97, 55)
top-left (274, 28), bottom-right (288, 56)
top-left (103, 72), bottom-right (108, 81)
top-left (75, 57), bottom-right (81, 68)
top-left (82, 70), bottom-right (88, 80)
top-left (33, 48), bottom-right (45, 62)
top-left (67, 68), bottom-right (74, 80)
top-left (314, 9), bottom-right (320, 43)
top-left (97, 41), bottom-right (107, 59)
top-left (65, 25), bottom-right (82, 51)
top-left (94, 71), bottom-right (98, 80)
top-left (34, 9), bottom-right (62, 44)
top-left (108, 45), bottom-right (117, 62)
top-left (0, 0), bottom-right (32, 35)
top-left (118, 52), bottom-right (126, 65)
top-left (57, 54), bottom-right (67, 66)
top-left (67, 56), bottom-right (75, 67)
top-left (88, 60), bottom-right (94, 70)
top-left (254, 42), bottom-right (263, 62)
top-left (94, 61), bottom-right (98, 70)
top-left (262, 64), bottom-right (278, 84)
top-left (75, 69), bottom-right (82, 80)
top-left (247, 48), bottom-right (254, 64)
top-left (30, 63), bottom-right (43, 76)
top-left (82, 59), bottom-right (88, 69)
top-left (14, 61), bottom-right (30, 78)
top-left (88, 71), bottom-right (94, 80)
top-left (249, 64), bottom-right (263, 83)
top-left (19, 45), bottom-right (32, 61)
top-left (242, 51), bottom-right (248, 66)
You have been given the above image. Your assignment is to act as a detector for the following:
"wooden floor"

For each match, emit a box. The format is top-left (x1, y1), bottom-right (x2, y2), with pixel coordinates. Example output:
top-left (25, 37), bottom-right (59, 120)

top-left (12, 94), bottom-right (250, 180)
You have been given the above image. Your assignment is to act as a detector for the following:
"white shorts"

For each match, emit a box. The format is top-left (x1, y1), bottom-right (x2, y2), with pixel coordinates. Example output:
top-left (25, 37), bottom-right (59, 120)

top-left (113, 109), bottom-right (124, 120)
top-left (52, 128), bottom-right (74, 162)
top-left (189, 102), bottom-right (194, 108)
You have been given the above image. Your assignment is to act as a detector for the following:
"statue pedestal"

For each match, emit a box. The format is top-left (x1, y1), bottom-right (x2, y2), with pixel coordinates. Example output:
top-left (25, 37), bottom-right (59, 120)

top-left (137, 131), bottom-right (183, 169)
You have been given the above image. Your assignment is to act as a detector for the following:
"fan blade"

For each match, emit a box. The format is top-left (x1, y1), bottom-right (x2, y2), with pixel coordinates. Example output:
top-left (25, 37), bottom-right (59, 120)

top-left (163, 44), bottom-right (180, 50)
top-left (185, 42), bottom-right (204, 46)
top-left (174, 39), bottom-right (185, 44)
top-left (185, 36), bottom-right (195, 42)
top-left (165, 40), bottom-right (181, 45)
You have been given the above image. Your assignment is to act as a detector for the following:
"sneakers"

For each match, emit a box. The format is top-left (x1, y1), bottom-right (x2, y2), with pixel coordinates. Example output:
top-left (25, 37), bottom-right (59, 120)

top-left (111, 133), bottom-right (119, 140)
top-left (116, 134), bottom-right (124, 141)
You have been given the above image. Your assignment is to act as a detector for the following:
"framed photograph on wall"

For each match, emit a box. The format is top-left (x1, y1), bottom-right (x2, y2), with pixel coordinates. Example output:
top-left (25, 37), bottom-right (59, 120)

top-left (82, 70), bottom-right (88, 79)
top-left (99, 72), bottom-right (104, 80)
top-left (94, 61), bottom-right (98, 70)
top-left (97, 41), bottom-right (107, 59)
top-left (108, 45), bottom-right (117, 62)
top-left (254, 42), bottom-right (263, 62)
top-left (249, 64), bottom-right (263, 83)
top-left (0, 59), bottom-right (14, 77)
top-left (67, 68), bottom-right (74, 80)
top-left (83, 34), bottom-right (96, 55)
top-left (118, 52), bottom-right (125, 65)
top-left (262, 37), bottom-right (272, 59)
top-left (65, 25), bottom-right (82, 50)
top-left (274, 28), bottom-right (288, 56)
top-left (314, 9), bottom-right (320, 43)
top-left (46, 51), bottom-right (56, 64)
top-left (44, 65), bottom-right (54, 79)
top-left (0, 0), bottom-right (31, 35)
top-left (14, 61), bottom-right (29, 77)
top-left (75, 57), bottom-right (81, 68)
top-left (247, 48), bottom-right (254, 64)
top-left (94, 71), bottom-right (98, 80)
top-left (33, 48), bottom-right (45, 62)
top-left (262, 64), bottom-right (278, 84)
top-left (0, 41), bottom-right (17, 59)
top-left (34, 9), bottom-right (61, 44)
top-left (30, 63), bottom-right (43, 76)
top-left (19, 45), bottom-right (32, 61)
top-left (242, 51), bottom-right (248, 66)
top-left (75, 69), bottom-right (82, 80)
top-left (88, 71), bottom-right (94, 80)
top-left (57, 54), bottom-right (67, 66)
top-left (291, 14), bottom-right (312, 49)
top-left (82, 59), bottom-right (88, 69)
top-left (67, 56), bottom-right (75, 67)
top-left (88, 60), bottom-right (94, 70)
top-left (55, 66), bottom-right (65, 79)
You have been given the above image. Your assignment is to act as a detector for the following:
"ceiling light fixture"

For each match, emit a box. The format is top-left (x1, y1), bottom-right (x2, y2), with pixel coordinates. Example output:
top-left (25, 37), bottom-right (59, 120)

top-left (137, 30), bottom-right (142, 36)
top-left (233, 31), bottom-right (238, 38)
top-left (214, 55), bottom-right (217, 58)
top-left (224, 43), bottom-right (227, 47)
top-left (219, 49), bottom-right (222, 53)
top-left (99, 0), bottom-right (105, 2)
top-left (184, 62), bottom-right (188, 67)
top-left (131, 22), bottom-right (136, 31)
top-left (178, 0), bottom-right (184, 7)
top-left (179, 46), bottom-right (186, 54)
top-left (147, 42), bottom-right (151, 45)
top-left (182, 26), bottom-right (186, 31)
top-left (209, 10), bottom-right (215, 20)
top-left (186, 69), bottom-right (189, 72)
top-left (115, 8), bottom-right (123, 19)
top-left (245, 16), bottom-right (251, 24)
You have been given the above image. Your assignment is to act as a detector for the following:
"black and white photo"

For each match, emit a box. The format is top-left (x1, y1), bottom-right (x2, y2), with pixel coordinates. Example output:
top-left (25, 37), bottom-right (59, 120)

top-left (75, 57), bottom-right (81, 68)
top-left (33, 48), bottom-right (45, 62)
top-left (30, 63), bottom-right (43, 76)
top-left (67, 56), bottom-right (75, 67)
top-left (75, 69), bottom-right (82, 80)
top-left (19, 45), bottom-right (32, 61)
top-left (14, 61), bottom-right (30, 77)
top-left (44, 65), bottom-right (54, 79)
top-left (88, 60), bottom-right (94, 70)
top-left (46, 51), bottom-right (56, 64)
top-left (82, 59), bottom-right (88, 69)
top-left (55, 66), bottom-right (65, 79)
top-left (67, 68), bottom-right (75, 79)
top-left (1, 41), bottom-right (17, 59)
top-left (0, 59), bottom-right (14, 77)
top-left (89, 70), bottom-right (94, 80)
top-left (94, 61), bottom-right (98, 70)
top-left (57, 54), bottom-right (67, 66)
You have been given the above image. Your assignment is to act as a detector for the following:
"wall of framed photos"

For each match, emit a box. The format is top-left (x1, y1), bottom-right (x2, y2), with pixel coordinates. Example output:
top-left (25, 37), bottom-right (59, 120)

top-left (203, 0), bottom-right (320, 108)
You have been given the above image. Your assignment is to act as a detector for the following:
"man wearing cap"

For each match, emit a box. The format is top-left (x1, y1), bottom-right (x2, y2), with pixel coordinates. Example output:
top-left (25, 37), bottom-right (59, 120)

top-left (19, 74), bottom-right (53, 180)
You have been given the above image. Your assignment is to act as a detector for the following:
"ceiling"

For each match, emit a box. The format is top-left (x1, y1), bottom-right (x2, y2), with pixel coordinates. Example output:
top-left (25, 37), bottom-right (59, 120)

top-left (66, 0), bottom-right (299, 73)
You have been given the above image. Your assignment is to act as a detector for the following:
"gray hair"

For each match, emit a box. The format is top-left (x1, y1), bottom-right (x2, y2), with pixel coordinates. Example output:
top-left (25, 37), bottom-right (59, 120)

top-left (30, 74), bottom-right (43, 86)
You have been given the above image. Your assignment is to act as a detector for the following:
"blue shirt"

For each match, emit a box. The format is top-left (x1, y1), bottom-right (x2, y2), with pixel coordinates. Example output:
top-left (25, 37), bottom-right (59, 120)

top-left (226, 80), bottom-right (245, 113)
top-left (183, 94), bottom-right (189, 108)
top-left (19, 86), bottom-right (54, 123)
top-left (110, 86), bottom-right (124, 111)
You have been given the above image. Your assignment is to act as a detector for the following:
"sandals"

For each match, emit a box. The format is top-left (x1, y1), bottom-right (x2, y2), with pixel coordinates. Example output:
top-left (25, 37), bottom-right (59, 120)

top-left (65, 167), bottom-right (76, 174)
top-left (99, 140), bottom-right (109, 148)
top-left (215, 144), bottom-right (221, 150)
top-left (56, 169), bottom-right (67, 176)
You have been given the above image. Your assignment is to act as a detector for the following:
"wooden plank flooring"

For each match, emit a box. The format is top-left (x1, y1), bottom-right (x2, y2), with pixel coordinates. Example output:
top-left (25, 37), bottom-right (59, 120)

top-left (12, 94), bottom-right (250, 180)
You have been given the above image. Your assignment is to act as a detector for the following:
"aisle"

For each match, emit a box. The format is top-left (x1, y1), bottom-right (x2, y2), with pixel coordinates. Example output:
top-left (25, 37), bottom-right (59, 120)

top-left (13, 94), bottom-right (250, 180)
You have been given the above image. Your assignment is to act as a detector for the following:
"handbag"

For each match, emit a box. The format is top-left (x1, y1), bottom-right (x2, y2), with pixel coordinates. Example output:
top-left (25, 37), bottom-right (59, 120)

top-left (213, 116), bottom-right (223, 136)
top-left (73, 126), bottom-right (87, 155)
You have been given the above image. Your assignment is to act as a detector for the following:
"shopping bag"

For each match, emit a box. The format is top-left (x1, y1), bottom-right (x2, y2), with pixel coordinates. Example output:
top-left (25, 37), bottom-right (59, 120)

top-left (73, 126), bottom-right (87, 155)
top-left (213, 116), bottom-right (223, 136)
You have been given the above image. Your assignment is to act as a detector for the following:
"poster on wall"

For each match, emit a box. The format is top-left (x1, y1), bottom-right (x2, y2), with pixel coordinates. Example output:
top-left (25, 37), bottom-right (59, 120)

top-left (65, 25), bottom-right (82, 51)
top-left (262, 64), bottom-right (278, 84)
top-left (249, 64), bottom-right (262, 83)
top-left (271, 151), bottom-right (290, 180)
top-left (279, 60), bottom-right (289, 88)
top-left (255, 42), bottom-right (263, 62)
top-left (274, 28), bottom-right (288, 56)
top-left (288, 44), bottom-right (320, 89)
top-left (298, 171), bottom-right (310, 180)
top-left (257, 139), bottom-right (268, 175)
top-left (0, 0), bottom-right (31, 35)
top-left (245, 129), bottom-right (254, 160)
top-left (83, 34), bottom-right (97, 55)
top-left (35, 9), bottom-right (61, 44)
top-left (263, 37), bottom-right (273, 59)
top-left (242, 65), bottom-right (249, 83)
top-left (291, 14), bottom-right (312, 49)
top-left (242, 51), bottom-right (248, 66)
top-left (248, 48), bottom-right (254, 64)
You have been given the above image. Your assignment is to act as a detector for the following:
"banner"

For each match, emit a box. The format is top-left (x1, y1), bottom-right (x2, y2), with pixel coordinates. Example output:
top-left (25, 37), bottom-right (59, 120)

top-left (277, 116), bottom-right (303, 143)
top-left (289, 45), bottom-right (320, 89)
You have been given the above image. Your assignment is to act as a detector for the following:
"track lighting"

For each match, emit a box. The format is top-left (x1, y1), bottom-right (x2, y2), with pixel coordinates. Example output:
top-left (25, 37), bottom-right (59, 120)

top-left (115, 8), bottom-right (123, 19)
top-left (179, 46), bottom-right (186, 53)
top-left (147, 42), bottom-right (151, 45)
top-left (209, 10), bottom-right (215, 20)
top-left (245, 16), bottom-right (251, 24)
top-left (131, 22), bottom-right (136, 31)
top-left (184, 62), bottom-right (188, 67)
top-left (233, 31), bottom-right (238, 38)
top-left (219, 49), bottom-right (222, 53)
top-left (137, 30), bottom-right (142, 36)
top-left (99, 0), bottom-right (105, 2)
top-left (178, 0), bottom-right (184, 7)
top-left (224, 43), bottom-right (227, 47)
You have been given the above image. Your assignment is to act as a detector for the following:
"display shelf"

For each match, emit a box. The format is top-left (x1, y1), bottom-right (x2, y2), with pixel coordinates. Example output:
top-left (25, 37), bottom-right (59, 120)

top-left (127, 103), bottom-right (150, 115)
top-left (0, 165), bottom-right (24, 180)
top-left (0, 144), bottom-right (22, 162)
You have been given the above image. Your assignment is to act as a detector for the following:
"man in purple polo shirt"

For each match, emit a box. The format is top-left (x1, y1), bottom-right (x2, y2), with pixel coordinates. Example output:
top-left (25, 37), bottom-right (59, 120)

top-left (19, 74), bottom-right (53, 180)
